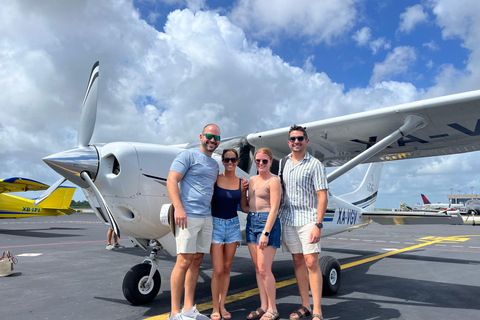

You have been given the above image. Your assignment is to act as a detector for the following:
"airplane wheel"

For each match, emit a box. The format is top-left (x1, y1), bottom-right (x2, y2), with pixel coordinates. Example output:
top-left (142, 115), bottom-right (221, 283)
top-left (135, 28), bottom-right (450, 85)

top-left (319, 255), bottom-right (341, 296)
top-left (123, 263), bottom-right (161, 305)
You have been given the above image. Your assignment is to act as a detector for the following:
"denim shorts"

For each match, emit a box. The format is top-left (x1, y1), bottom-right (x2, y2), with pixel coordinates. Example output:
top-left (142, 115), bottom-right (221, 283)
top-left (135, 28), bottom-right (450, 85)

top-left (245, 211), bottom-right (281, 248)
top-left (212, 216), bottom-right (242, 245)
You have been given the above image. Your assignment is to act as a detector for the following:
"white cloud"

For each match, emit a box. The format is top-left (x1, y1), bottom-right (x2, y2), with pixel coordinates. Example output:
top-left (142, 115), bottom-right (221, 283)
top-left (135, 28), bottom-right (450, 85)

top-left (398, 4), bottom-right (428, 34)
top-left (352, 27), bottom-right (371, 46)
top-left (426, 0), bottom-right (480, 94)
top-left (1, 0), bottom-right (480, 210)
top-left (230, 0), bottom-right (357, 44)
top-left (369, 37), bottom-right (391, 54)
top-left (423, 40), bottom-right (439, 51)
top-left (370, 46), bottom-right (417, 84)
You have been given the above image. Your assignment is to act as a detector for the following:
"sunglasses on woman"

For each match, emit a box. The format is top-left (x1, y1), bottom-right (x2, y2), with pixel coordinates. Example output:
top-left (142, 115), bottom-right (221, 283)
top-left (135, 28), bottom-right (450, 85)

top-left (255, 159), bottom-right (269, 165)
top-left (203, 133), bottom-right (221, 141)
top-left (222, 157), bottom-right (238, 163)
top-left (287, 136), bottom-right (306, 142)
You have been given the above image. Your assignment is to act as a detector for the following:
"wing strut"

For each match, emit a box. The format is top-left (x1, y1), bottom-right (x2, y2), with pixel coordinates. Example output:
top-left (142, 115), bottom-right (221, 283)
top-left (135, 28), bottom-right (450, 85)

top-left (327, 114), bottom-right (428, 183)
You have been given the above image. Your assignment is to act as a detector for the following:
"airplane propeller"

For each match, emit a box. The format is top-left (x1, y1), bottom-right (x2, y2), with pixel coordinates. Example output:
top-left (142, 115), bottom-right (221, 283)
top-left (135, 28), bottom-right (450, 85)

top-left (34, 62), bottom-right (121, 237)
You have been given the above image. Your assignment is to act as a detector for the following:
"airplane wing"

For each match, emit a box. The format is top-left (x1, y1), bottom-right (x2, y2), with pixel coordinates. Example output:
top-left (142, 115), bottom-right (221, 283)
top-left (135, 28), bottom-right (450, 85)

top-left (246, 90), bottom-right (480, 167)
top-left (363, 210), bottom-right (464, 225)
top-left (0, 177), bottom-right (50, 194)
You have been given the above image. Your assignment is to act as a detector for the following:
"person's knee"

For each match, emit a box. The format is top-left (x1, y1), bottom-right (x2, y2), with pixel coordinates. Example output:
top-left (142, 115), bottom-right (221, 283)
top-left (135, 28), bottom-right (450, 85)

top-left (191, 253), bottom-right (204, 267)
top-left (304, 255), bottom-right (319, 272)
top-left (175, 254), bottom-right (195, 271)
top-left (292, 254), bottom-right (306, 268)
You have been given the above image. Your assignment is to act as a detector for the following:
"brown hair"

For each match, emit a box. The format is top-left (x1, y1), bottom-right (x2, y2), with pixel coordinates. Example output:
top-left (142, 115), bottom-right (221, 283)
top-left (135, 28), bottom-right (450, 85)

top-left (289, 124), bottom-right (308, 138)
top-left (222, 148), bottom-right (239, 159)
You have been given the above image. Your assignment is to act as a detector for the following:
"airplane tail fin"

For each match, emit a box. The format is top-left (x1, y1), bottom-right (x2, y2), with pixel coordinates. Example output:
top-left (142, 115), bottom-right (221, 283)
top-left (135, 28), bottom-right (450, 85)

top-left (421, 194), bottom-right (431, 204)
top-left (40, 187), bottom-right (76, 214)
top-left (338, 163), bottom-right (383, 211)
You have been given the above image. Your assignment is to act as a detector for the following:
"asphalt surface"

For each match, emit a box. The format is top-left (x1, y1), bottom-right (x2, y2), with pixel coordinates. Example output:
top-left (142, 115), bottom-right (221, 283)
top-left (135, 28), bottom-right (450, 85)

top-left (1, 212), bottom-right (480, 320)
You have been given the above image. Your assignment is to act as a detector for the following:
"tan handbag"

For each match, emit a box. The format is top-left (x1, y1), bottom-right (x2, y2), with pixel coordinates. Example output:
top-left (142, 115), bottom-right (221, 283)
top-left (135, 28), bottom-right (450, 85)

top-left (0, 251), bottom-right (17, 277)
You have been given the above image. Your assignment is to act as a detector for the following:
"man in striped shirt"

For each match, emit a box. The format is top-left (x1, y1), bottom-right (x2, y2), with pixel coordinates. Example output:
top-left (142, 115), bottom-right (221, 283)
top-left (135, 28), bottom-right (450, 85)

top-left (278, 124), bottom-right (328, 320)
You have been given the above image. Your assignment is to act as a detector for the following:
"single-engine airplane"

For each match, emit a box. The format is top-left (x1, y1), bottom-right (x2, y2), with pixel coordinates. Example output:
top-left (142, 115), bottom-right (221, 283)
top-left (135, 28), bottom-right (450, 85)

top-left (0, 177), bottom-right (75, 219)
top-left (37, 62), bottom-right (477, 305)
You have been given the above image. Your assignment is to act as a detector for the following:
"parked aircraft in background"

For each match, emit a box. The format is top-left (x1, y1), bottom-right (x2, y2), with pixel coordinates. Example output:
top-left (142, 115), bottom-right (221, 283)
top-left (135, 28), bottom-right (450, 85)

top-left (421, 194), bottom-right (466, 211)
top-left (466, 199), bottom-right (480, 215)
top-left (37, 62), bottom-right (476, 305)
top-left (0, 177), bottom-right (75, 219)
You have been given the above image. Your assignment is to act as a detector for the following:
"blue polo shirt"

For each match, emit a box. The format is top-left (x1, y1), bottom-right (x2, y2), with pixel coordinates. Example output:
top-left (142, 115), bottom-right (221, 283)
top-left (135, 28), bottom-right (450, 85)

top-left (170, 148), bottom-right (219, 218)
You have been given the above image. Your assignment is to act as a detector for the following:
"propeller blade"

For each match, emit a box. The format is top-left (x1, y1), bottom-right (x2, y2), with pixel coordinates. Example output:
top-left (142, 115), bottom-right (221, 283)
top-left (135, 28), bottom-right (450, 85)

top-left (33, 177), bottom-right (67, 206)
top-left (80, 171), bottom-right (120, 237)
top-left (77, 61), bottom-right (99, 148)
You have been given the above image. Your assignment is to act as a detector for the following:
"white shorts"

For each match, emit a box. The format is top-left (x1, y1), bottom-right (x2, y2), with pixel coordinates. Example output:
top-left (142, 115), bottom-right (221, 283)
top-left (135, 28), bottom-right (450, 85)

top-left (175, 216), bottom-right (213, 254)
top-left (281, 222), bottom-right (321, 255)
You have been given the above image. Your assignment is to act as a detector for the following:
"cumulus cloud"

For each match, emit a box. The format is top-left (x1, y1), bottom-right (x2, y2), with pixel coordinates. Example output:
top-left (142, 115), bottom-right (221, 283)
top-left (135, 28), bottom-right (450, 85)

top-left (427, 0), bottom-right (480, 94)
top-left (1, 0), bottom-right (480, 208)
top-left (352, 27), bottom-right (390, 54)
top-left (230, 0), bottom-right (358, 44)
top-left (370, 46), bottom-right (417, 84)
top-left (398, 4), bottom-right (428, 34)
top-left (352, 27), bottom-right (371, 46)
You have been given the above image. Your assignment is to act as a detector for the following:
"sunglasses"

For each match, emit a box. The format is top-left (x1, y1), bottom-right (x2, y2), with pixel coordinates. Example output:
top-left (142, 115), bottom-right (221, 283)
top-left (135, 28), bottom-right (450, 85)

top-left (203, 133), bottom-right (221, 141)
top-left (223, 157), bottom-right (238, 163)
top-left (255, 159), bottom-right (269, 165)
top-left (288, 136), bottom-right (306, 142)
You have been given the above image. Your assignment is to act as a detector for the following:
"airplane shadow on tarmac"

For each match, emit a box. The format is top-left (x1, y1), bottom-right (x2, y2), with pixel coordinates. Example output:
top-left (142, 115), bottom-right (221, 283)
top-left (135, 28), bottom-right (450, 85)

top-left (0, 227), bottom-right (86, 238)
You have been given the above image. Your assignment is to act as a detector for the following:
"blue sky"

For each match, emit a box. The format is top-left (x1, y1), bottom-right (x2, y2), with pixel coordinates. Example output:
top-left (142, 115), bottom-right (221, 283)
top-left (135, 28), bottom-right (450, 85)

top-left (1, 0), bottom-right (480, 209)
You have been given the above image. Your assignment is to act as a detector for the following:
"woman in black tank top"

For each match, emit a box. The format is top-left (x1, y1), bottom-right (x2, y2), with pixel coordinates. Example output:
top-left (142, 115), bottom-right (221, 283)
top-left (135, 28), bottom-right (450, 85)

top-left (210, 148), bottom-right (248, 320)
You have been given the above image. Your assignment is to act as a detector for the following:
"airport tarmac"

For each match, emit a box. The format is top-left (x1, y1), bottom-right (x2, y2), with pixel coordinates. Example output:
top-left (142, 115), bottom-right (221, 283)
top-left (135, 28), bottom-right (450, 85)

top-left (1, 212), bottom-right (480, 320)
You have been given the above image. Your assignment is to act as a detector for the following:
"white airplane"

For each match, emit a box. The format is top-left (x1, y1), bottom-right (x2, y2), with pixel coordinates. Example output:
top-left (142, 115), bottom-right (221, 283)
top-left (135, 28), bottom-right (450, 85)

top-left (420, 194), bottom-right (466, 211)
top-left (36, 62), bottom-right (476, 305)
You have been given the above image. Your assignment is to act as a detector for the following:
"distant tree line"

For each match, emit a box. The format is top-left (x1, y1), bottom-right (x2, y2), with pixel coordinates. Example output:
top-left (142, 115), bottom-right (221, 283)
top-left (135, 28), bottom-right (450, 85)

top-left (70, 200), bottom-right (92, 208)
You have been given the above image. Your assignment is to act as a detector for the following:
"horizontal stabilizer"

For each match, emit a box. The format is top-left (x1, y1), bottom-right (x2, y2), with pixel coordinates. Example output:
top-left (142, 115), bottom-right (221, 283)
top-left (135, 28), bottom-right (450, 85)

top-left (41, 187), bottom-right (76, 211)
top-left (363, 210), bottom-right (463, 225)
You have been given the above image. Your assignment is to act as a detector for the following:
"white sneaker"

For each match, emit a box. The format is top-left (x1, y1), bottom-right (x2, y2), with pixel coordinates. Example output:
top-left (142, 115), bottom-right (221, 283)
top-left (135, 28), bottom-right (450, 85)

top-left (168, 313), bottom-right (195, 320)
top-left (182, 305), bottom-right (209, 320)
top-left (114, 243), bottom-right (124, 249)
top-left (106, 244), bottom-right (114, 250)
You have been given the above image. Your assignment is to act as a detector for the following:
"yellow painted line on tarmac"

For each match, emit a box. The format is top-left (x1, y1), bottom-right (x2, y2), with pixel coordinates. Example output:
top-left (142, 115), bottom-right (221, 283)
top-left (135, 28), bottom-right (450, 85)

top-left (144, 235), bottom-right (473, 320)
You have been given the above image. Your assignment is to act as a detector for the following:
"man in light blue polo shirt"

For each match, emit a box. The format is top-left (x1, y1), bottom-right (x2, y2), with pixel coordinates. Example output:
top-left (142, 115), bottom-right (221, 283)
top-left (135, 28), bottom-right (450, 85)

top-left (167, 124), bottom-right (220, 320)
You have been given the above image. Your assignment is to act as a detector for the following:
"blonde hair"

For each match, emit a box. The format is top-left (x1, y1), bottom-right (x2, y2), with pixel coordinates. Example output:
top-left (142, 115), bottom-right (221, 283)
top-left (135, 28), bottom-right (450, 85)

top-left (254, 147), bottom-right (273, 160)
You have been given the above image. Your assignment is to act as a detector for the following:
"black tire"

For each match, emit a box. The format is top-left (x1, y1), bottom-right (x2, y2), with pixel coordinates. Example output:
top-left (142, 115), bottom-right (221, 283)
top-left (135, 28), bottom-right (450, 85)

top-left (319, 255), bottom-right (341, 296)
top-left (123, 263), bottom-right (161, 305)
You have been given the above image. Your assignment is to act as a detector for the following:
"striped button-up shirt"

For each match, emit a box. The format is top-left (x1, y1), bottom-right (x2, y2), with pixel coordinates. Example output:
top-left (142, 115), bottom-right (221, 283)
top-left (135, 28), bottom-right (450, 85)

top-left (278, 152), bottom-right (328, 226)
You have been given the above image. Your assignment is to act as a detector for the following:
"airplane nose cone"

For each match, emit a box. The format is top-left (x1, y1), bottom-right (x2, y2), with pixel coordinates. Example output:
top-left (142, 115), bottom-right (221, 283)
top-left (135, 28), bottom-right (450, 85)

top-left (43, 146), bottom-right (99, 188)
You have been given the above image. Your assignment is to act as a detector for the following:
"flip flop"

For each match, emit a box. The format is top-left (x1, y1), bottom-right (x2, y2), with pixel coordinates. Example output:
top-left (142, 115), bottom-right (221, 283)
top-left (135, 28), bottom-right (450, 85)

top-left (311, 314), bottom-right (324, 320)
top-left (221, 311), bottom-right (232, 320)
top-left (210, 312), bottom-right (221, 320)
top-left (289, 306), bottom-right (312, 319)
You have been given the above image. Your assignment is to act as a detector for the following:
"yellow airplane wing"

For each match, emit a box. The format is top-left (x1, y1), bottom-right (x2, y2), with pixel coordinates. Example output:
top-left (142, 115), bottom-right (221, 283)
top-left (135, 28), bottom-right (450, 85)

top-left (0, 177), bottom-right (50, 194)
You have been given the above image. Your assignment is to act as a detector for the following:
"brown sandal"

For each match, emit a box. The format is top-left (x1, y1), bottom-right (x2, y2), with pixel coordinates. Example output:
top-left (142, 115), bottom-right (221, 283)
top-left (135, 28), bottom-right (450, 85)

top-left (247, 308), bottom-right (265, 320)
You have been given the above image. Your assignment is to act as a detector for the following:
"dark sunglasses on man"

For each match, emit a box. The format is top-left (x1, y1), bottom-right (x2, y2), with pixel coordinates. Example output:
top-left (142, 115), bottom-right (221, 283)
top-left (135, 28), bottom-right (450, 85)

top-left (287, 136), bottom-right (306, 142)
top-left (203, 133), bottom-right (221, 141)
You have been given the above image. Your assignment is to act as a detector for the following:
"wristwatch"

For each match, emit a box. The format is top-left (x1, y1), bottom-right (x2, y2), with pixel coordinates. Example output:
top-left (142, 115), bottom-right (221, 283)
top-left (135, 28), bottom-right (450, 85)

top-left (262, 230), bottom-right (270, 236)
top-left (315, 222), bottom-right (323, 229)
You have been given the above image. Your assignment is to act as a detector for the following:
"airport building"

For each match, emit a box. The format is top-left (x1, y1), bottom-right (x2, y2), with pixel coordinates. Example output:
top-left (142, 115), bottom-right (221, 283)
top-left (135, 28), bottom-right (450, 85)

top-left (448, 194), bottom-right (479, 204)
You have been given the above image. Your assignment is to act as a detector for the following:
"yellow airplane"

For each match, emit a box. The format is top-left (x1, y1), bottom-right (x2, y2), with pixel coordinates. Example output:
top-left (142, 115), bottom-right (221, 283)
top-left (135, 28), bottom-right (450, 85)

top-left (0, 177), bottom-right (75, 219)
